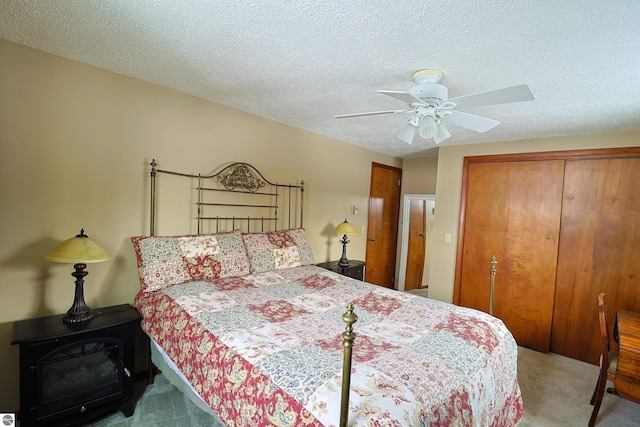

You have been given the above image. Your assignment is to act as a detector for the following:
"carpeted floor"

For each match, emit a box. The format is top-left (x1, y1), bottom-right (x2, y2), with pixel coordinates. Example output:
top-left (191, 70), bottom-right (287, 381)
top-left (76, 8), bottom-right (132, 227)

top-left (517, 346), bottom-right (639, 426)
top-left (88, 347), bottom-right (640, 426)
top-left (90, 375), bottom-right (224, 427)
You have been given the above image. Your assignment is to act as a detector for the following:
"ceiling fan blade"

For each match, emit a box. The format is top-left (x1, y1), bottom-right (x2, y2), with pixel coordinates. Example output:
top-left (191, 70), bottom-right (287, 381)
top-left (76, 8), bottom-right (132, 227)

top-left (334, 109), bottom-right (409, 118)
top-left (445, 110), bottom-right (500, 133)
top-left (448, 84), bottom-right (534, 110)
top-left (378, 90), bottom-right (426, 106)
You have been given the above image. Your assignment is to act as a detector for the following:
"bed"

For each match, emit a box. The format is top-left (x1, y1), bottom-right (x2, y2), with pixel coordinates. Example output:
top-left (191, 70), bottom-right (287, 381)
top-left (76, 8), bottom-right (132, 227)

top-left (131, 160), bottom-right (524, 426)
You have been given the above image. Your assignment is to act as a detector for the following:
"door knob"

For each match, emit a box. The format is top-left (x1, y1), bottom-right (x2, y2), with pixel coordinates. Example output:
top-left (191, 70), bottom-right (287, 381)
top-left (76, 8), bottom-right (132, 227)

top-left (419, 233), bottom-right (425, 237)
top-left (368, 236), bottom-right (375, 241)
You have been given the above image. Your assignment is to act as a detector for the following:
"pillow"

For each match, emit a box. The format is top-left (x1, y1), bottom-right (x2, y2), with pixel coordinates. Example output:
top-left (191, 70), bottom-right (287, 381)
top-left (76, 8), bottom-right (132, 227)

top-left (242, 228), bottom-right (315, 273)
top-left (131, 231), bottom-right (251, 292)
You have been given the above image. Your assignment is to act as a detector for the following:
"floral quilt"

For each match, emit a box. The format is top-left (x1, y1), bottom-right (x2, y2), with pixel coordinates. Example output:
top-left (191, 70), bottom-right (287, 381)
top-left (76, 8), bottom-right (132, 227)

top-left (134, 265), bottom-right (524, 426)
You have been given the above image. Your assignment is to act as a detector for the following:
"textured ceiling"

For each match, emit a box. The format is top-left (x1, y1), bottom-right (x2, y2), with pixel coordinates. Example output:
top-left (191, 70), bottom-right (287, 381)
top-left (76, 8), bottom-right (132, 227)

top-left (1, 1), bottom-right (639, 158)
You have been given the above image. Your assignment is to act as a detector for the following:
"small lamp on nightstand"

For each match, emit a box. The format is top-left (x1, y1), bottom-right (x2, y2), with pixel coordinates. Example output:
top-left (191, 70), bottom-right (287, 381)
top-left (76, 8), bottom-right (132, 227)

top-left (45, 229), bottom-right (112, 324)
top-left (334, 219), bottom-right (358, 267)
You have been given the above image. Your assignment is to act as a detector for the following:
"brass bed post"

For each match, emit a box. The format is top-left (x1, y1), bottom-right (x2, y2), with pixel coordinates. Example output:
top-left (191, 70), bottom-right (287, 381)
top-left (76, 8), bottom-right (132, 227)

top-left (300, 180), bottom-right (304, 228)
top-left (150, 159), bottom-right (157, 237)
top-left (148, 160), bottom-right (158, 385)
top-left (274, 182), bottom-right (279, 230)
top-left (340, 304), bottom-right (357, 427)
top-left (287, 185), bottom-right (291, 230)
top-left (490, 256), bottom-right (497, 315)
top-left (197, 174), bottom-right (202, 234)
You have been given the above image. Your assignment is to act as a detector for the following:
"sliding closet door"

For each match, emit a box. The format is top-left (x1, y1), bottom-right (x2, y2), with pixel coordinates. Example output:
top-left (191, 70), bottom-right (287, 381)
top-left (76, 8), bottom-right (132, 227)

top-left (457, 160), bottom-right (564, 353)
top-left (551, 157), bottom-right (640, 364)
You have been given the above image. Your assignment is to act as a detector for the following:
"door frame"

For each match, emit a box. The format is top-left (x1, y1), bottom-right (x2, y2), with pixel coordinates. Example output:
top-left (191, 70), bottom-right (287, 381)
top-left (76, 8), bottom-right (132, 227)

top-left (397, 194), bottom-right (435, 291)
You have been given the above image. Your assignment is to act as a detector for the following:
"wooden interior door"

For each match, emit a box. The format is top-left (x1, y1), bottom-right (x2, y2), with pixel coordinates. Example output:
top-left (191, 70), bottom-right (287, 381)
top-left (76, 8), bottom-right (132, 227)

top-left (551, 157), bottom-right (640, 364)
top-left (457, 159), bottom-right (565, 352)
top-left (365, 163), bottom-right (402, 288)
top-left (404, 198), bottom-right (426, 291)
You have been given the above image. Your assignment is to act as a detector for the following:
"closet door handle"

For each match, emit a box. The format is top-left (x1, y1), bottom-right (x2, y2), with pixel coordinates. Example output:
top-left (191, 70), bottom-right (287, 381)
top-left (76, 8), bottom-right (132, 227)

top-left (368, 236), bottom-right (375, 241)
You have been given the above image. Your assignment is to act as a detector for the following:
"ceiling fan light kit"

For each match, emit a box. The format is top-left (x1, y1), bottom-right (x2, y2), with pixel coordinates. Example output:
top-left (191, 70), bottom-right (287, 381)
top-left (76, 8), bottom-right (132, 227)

top-left (394, 121), bottom-right (417, 145)
top-left (418, 115), bottom-right (438, 139)
top-left (335, 69), bottom-right (535, 146)
top-left (434, 124), bottom-right (451, 145)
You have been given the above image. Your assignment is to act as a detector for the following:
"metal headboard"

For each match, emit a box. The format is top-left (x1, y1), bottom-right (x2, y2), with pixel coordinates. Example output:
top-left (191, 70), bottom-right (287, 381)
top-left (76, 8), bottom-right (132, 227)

top-left (149, 159), bottom-right (304, 236)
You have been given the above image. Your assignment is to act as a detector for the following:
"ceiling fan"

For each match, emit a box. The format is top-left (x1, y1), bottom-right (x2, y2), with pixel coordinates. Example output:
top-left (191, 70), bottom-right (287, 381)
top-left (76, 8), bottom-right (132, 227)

top-left (335, 69), bottom-right (535, 145)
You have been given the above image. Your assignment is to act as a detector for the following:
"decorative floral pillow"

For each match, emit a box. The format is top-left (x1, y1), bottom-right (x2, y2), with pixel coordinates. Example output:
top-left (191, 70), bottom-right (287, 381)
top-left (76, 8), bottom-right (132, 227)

top-left (242, 228), bottom-right (315, 273)
top-left (131, 231), bottom-right (251, 292)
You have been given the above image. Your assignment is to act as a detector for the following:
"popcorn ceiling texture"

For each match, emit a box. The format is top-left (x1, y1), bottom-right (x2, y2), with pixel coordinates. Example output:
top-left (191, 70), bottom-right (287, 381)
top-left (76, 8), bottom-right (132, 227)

top-left (1, 1), bottom-right (639, 158)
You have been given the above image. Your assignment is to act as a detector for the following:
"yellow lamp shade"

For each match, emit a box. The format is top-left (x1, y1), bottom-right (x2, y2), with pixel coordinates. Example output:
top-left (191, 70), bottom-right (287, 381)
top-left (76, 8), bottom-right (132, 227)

top-left (45, 229), bottom-right (111, 324)
top-left (334, 220), bottom-right (357, 235)
top-left (45, 229), bottom-right (111, 264)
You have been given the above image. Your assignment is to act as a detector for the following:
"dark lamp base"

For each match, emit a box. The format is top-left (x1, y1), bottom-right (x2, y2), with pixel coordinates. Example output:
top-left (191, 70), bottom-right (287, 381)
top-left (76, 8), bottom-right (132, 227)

top-left (63, 311), bottom-right (95, 324)
top-left (63, 263), bottom-right (94, 324)
top-left (338, 234), bottom-right (351, 267)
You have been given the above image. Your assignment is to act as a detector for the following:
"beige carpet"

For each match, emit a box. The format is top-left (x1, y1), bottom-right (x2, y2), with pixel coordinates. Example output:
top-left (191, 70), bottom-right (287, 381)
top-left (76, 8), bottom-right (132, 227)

top-left (89, 375), bottom-right (224, 427)
top-left (517, 346), bottom-right (640, 426)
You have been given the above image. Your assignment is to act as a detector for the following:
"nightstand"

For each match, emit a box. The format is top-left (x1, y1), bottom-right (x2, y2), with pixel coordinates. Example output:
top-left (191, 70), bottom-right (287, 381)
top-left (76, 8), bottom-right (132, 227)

top-left (316, 260), bottom-right (365, 281)
top-left (12, 304), bottom-right (141, 427)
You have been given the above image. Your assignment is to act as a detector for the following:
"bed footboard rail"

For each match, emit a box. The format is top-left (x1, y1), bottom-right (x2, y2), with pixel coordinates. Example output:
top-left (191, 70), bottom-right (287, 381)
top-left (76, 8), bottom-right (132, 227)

top-left (340, 304), bottom-right (357, 427)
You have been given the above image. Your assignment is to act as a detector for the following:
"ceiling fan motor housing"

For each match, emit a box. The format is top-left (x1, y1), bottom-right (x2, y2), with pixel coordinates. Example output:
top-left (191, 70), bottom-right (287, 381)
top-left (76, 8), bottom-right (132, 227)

top-left (408, 83), bottom-right (448, 104)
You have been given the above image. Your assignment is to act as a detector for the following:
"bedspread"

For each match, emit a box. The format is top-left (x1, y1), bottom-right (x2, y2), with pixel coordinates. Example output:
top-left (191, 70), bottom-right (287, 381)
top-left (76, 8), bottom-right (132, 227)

top-left (134, 265), bottom-right (523, 426)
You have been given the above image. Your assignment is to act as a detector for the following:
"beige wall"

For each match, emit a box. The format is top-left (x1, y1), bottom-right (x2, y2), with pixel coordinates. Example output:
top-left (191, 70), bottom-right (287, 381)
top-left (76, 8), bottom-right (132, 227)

top-left (0, 39), bottom-right (401, 410)
top-left (428, 131), bottom-right (640, 303)
top-left (400, 155), bottom-right (438, 195)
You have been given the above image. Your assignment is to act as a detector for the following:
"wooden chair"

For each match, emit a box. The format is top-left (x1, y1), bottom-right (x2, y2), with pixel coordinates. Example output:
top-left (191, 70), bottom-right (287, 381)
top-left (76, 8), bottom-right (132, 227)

top-left (589, 293), bottom-right (618, 426)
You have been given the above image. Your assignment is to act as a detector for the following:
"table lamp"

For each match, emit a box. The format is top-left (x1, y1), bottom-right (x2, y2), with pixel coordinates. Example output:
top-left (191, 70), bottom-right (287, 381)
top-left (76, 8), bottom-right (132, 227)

top-left (45, 229), bottom-right (112, 324)
top-left (334, 219), bottom-right (358, 267)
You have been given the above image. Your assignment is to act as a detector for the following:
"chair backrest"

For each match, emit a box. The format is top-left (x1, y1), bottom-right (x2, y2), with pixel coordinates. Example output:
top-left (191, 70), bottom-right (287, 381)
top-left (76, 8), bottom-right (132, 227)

top-left (597, 293), bottom-right (610, 366)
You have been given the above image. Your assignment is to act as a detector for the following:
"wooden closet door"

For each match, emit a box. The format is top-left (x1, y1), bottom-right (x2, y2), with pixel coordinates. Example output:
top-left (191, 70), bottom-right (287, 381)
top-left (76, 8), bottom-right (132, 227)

top-left (551, 157), bottom-right (640, 364)
top-left (458, 160), bottom-right (565, 352)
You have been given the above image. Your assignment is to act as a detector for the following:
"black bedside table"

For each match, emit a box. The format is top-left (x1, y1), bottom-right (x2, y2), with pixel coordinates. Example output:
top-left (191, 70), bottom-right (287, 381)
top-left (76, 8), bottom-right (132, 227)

top-left (12, 304), bottom-right (141, 427)
top-left (316, 260), bottom-right (365, 281)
